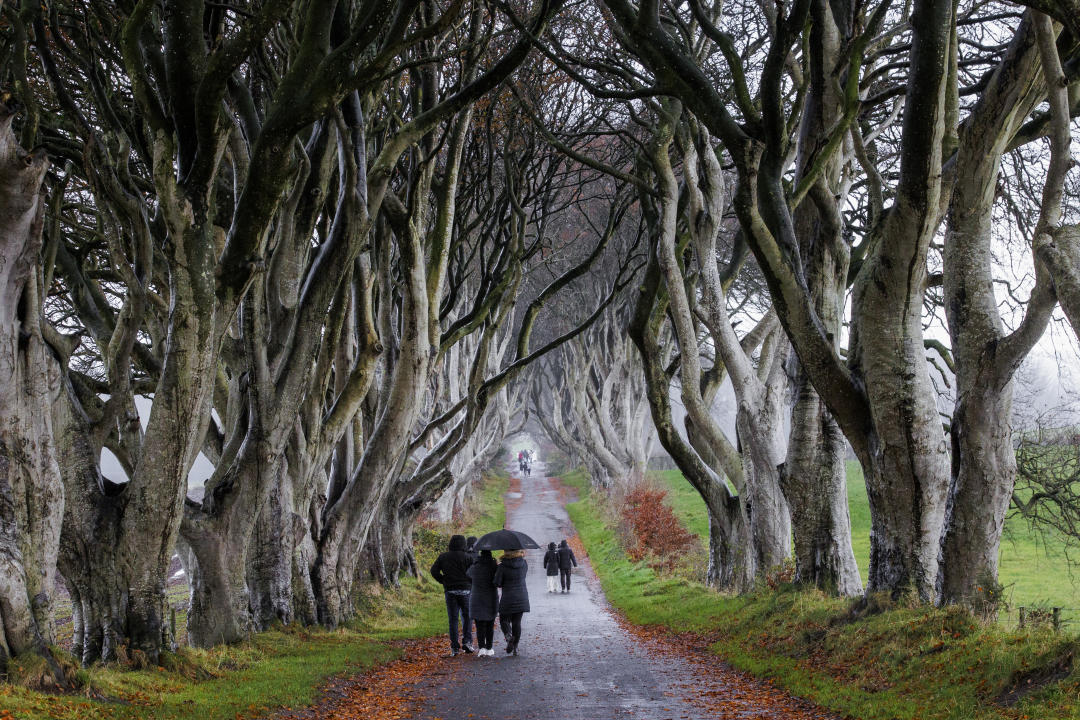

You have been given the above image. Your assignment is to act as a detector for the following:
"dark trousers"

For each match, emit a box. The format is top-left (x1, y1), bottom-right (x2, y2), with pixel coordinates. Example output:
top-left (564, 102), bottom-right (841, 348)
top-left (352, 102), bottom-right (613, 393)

top-left (444, 592), bottom-right (472, 650)
top-left (560, 567), bottom-right (572, 591)
top-left (475, 619), bottom-right (495, 650)
top-left (500, 612), bottom-right (523, 646)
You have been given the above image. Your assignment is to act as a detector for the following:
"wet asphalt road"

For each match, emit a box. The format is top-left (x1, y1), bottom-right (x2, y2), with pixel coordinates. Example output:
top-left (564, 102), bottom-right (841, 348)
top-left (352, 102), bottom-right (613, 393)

top-left (407, 464), bottom-right (837, 720)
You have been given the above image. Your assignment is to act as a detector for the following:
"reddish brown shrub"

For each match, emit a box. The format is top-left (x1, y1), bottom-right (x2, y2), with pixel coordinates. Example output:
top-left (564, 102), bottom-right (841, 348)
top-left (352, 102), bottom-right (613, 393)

top-left (619, 485), bottom-right (696, 572)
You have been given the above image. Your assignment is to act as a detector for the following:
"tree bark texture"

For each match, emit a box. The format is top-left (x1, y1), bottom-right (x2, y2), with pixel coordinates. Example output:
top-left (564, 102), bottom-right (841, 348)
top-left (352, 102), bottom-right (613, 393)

top-left (781, 0), bottom-right (862, 596)
top-left (0, 102), bottom-right (59, 665)
top-left (939, 13), bottom-right (1061, 606)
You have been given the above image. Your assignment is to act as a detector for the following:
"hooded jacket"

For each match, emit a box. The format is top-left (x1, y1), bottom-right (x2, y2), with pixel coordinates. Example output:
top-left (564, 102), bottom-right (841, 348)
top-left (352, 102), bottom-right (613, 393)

top-left (467, 553), bottom-right (499, 621)
top-left (493, 556), bottom-right (530, 614)
top-left (557, 540), bottom-right (577, 570)
top-left (430, 534), bottom-right (474, 591)
top-left (542, 543), bottom-right (559, 576)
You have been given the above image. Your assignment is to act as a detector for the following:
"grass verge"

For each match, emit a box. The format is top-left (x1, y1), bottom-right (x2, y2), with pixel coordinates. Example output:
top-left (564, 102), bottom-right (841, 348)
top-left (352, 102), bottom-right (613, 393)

top-left (654, 464), bottom-right (1080, 625)
top-left (0, 585), bottom-right (439, 720)
top-left (0, 471), bottom-right (510, 720)
top-left (566, 472), bottom-right (1080, 720)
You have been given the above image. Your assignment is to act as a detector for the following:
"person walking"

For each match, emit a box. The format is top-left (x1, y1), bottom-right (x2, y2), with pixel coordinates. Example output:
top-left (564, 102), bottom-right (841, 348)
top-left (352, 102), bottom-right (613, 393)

top-left (557, 539), bottom-right (577, 593)
top-left (467, 549), bottom-right (499, 657)
top-left (430, 534), bottom-right (474, 656)
top-left (543, 542), bottom-right (559, 593)
top-left (493, 548), bottom-right (530, 655)
top-left (465, 536), bottom-right (479, 564)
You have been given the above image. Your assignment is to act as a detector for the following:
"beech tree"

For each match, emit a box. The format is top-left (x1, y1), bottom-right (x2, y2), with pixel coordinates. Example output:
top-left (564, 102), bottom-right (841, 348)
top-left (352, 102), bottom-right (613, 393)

top-left (13, 0), bottom-right (576, 659)
top-left (594, 0), bottom-right (1080, 602)
top-left (2, 0), bottom-right (1079, 681)
top-left (0, 95), bottom-right (62, 672)
top-left (937, 11), bottom-right (1071, 607)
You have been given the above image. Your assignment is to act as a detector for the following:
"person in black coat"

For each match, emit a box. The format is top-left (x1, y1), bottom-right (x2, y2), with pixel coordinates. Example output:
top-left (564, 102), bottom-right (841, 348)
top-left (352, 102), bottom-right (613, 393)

top-left (430, 534), bottom-right (474, 655)
top-left (466, 550), bottom-right (499, 656)
top-left (542, 542), bottom-right (559, 593)
top-left (465, 536), bottom-right (479, 563)
top-left (493, 549), bottom-right (530, 655)
top-left (557, 539), bottom-right (577, 593)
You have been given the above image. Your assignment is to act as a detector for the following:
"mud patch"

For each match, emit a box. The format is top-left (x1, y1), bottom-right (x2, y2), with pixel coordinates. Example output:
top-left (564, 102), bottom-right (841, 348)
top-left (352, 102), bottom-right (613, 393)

top-left (996, 652), bottom-right (1073, 707)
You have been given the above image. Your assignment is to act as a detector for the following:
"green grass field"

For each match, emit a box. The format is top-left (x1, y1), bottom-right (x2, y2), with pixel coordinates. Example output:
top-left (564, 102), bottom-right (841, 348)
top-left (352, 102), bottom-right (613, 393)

top-left (0, 471), bottom-right (511, 720)
top-left (652, 464), bottom-right (1080, 623)
top-left (566, 472), bottom-right (1080, 720)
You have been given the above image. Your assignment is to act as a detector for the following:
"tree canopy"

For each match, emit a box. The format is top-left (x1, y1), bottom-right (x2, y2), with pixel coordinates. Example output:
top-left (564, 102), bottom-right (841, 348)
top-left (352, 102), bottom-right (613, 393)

top-left (0, 0), bottom-right (1077, 678)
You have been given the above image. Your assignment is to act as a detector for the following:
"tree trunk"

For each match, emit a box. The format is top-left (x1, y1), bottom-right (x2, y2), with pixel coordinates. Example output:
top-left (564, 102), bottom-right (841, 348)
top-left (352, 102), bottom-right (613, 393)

top-left (737, 407), bottom-right (791, 575)
top-left (703, 486), bottom-right (755, 590)
top-left (365, 492), bottom-right (423, 589)
top-left (937, 15), bottom-right (1054, 607)
top-left (364, 493), bottom-right (402, 588)
top-left (183, 420), bottom-right (297, 646)
top-left (938, 388), bottom-right (1016, 607)
top-left (247, 445), bottom-right (323, 629)
top-left (629, 226), bottom-right (755, 592)
top-left (782, 378), bottom-right (862, 595)
top-left (60, 229), bottom-right (218, 665)
top-left (183, 529), bottom-right (249, 647)
top-left (182, 459), bottom-right (265, 647)
top-left (848, 334), bottom-right (950, 601)
top-left (0, 103), bottom-right (62, 667)
top-left (246, 475), bottom-right (293, 629)
top-left (52, 376), bottom-right (128, 664)
top-left (779, 0), bottom-right (862, 597)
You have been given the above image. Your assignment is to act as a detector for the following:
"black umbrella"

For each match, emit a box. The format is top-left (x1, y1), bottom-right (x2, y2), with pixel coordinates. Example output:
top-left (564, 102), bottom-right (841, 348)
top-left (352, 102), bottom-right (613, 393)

top-left (474, 528), bottom-right (541, 551)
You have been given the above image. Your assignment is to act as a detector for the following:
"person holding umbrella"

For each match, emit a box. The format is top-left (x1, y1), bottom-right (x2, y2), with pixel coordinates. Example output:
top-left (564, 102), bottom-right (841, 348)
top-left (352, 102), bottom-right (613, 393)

top-left (493, 549), bottom-right (530, 655)
top-left (474, 528), bottom-right (539, 656)
top-left (467, 549), bottom-right (499, 656)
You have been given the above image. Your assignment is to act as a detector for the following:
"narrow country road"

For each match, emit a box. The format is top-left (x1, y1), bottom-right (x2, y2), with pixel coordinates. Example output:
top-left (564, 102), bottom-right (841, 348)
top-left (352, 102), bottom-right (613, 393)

top-left (284, 463), bottom-right (838, 720)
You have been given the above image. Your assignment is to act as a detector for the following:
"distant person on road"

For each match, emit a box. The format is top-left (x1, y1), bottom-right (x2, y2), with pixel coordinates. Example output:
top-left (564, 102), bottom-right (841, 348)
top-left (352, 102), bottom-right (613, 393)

top-left (543, 542), bottom-right (559, 593)
top-left (430, 534), bottom-right (475, 656)
top-left (467, 549), bottom-right (499, 657)
top-left (557, 539), bottom-right (577, 593)
top-left (494, 548), bottom-right (530, 655)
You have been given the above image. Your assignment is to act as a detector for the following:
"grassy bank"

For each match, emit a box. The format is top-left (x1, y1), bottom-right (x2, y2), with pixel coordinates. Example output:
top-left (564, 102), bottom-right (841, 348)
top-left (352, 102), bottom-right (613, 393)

top-left (0, 471), bottom-right (510, 720)
top-left (653, 465), bottom-right (1080, 622)
top-left (566, 470), bottom-right (1080, 720)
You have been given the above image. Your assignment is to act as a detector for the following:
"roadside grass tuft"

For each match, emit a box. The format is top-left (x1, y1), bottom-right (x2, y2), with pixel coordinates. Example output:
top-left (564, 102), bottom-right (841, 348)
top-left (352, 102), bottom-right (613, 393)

top-left (5, 650), bottom-right (77, 693)
top-left (567, 472), bottom-right (1080, 720)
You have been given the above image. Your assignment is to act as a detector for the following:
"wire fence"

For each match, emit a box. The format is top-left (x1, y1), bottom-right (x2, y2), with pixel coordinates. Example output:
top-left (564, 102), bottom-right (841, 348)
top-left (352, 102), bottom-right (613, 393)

top-left (1004, 605), bottom-right (1080, 633)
